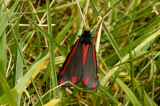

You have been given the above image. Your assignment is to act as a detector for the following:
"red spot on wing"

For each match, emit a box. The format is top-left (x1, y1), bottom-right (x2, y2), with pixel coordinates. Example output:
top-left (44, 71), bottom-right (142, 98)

top-left (84, 77), bottom-right (89, 85)
top-left (83, 44), bottom-right (89, 67)
top-left (60, 39), bottom-right (80, 75)
top-left (93, 45), bottom-right (97, 78)
top-left (60, 80), bottom-right (64, 84)
top-left (92, 82), bottom-right (96, 88)
top-left (72, 76), bottom-right (77, 84)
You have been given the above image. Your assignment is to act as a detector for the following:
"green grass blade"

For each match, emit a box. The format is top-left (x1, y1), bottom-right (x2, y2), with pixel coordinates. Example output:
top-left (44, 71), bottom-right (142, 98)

top-left (0, 54), bottom-right (48, 104)
top-left (46, 0), bottom-right (60, 105)
top-left (14, 16), bottom-right (23, 105)
top-left (99, 85), bottom-right (120, 105)
top-left (56, 16), bottom-right (78, 43)
top-left (0, 72), bottom-right (17, 105)
top-left (0, 1), bottom-right (7, 96)
top-left (24, 15), bottom-right (68, 56)
top-left (0, 0), bottom-right (20, 37)
top-left (116, 78), bottom-right (141, 106)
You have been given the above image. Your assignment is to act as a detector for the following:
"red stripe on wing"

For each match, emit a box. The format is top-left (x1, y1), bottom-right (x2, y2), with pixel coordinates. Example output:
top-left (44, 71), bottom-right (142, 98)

top-left (82, 44), bottom-right (89, 67)
top-left (60, 39), bottom-right (80, 75)
top-left (93, 44), bottom-right (97, 78)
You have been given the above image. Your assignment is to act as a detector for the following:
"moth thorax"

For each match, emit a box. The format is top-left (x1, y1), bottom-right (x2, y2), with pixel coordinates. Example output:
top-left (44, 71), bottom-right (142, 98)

top-left (80, 35), bottom-right (92, 44)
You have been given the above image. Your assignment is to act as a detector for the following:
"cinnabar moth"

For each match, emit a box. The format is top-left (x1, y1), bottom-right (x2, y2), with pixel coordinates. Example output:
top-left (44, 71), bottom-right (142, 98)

top-left (57, 30), bottom-right (99, 89)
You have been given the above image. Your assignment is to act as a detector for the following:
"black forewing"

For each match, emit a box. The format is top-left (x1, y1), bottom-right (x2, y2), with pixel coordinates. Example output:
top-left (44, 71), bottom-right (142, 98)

top-left (82, 43), bottom-right (99, 89)
top-left (57, 39), bottom-right (83, 87)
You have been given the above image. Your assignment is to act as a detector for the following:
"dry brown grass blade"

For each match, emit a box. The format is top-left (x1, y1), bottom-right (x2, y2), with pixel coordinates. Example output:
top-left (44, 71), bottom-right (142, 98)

top-left (94, 10), bottom-right (112, 43)
top-left (93, 17), bottom-right (103, 44)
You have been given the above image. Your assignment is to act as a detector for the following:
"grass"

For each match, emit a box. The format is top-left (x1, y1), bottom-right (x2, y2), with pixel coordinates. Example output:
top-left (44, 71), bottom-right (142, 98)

top-left (0, 0), bottom-right (160, 105)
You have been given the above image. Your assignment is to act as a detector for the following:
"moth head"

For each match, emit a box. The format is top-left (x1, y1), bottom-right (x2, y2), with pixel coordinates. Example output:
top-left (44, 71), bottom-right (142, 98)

top-left (84, 30), bottom-right (91, 36)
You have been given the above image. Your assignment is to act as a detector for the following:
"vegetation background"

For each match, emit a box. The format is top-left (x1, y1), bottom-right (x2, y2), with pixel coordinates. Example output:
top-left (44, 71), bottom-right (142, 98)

top-left (0, 0), bottom-right (159, 105)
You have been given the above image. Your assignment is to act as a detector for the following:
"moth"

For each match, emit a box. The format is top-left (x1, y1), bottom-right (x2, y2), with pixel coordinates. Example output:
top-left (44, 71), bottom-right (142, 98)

top-left (57, 30), bottom-right (99, 89)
